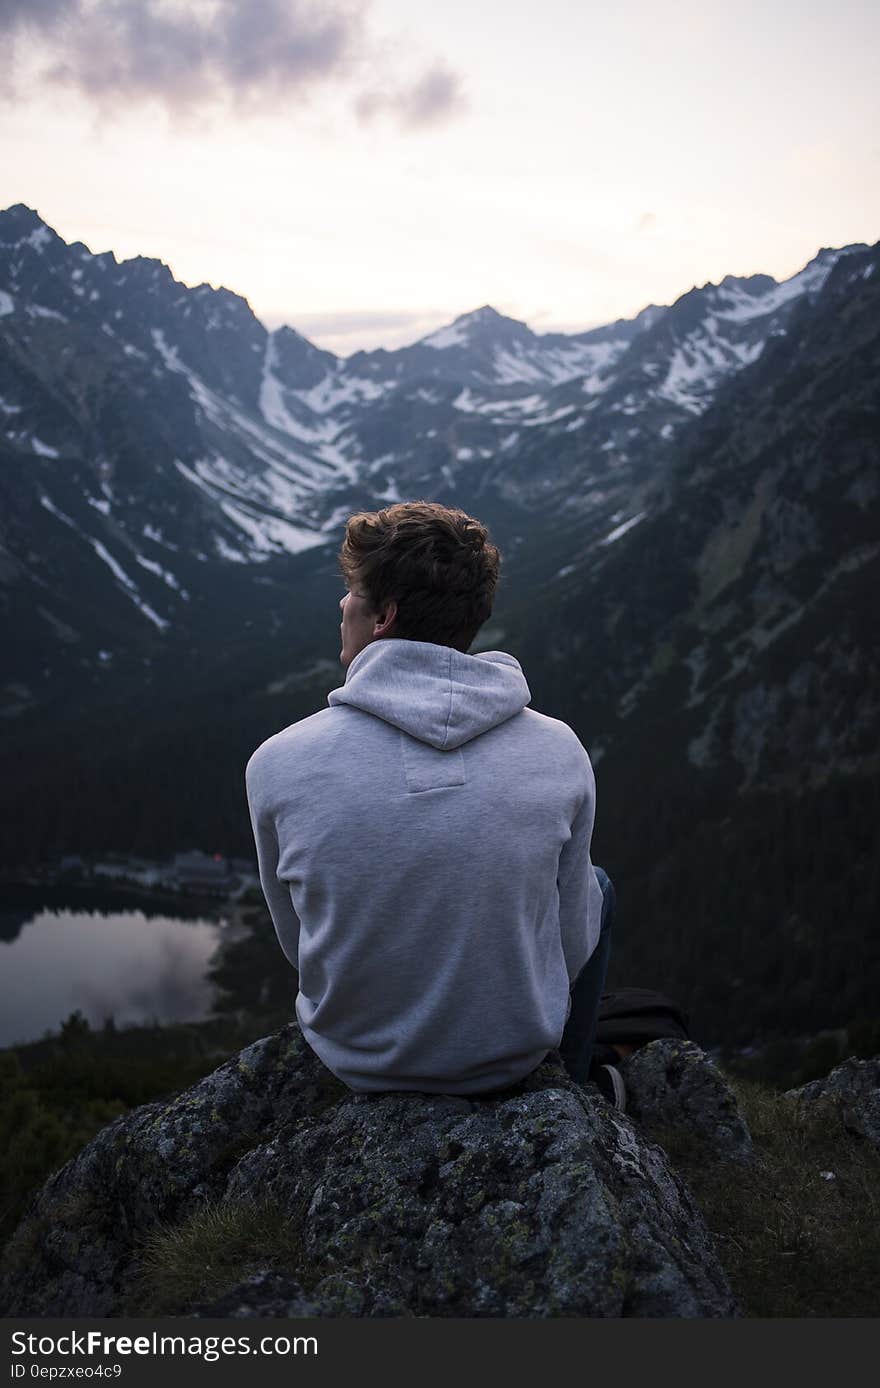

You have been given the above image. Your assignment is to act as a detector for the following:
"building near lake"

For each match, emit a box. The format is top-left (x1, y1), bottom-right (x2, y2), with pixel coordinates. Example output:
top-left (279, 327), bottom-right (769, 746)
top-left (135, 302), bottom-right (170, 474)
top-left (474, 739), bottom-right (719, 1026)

top-left (172, 850), bottom-right (234, 894)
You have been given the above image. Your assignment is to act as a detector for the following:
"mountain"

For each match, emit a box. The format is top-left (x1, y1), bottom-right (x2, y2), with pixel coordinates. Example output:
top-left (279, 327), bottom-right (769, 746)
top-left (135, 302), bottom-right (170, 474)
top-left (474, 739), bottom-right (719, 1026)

top-left (2, 203), bottom-right (878, 1047)
top-left (1, 203), bottom-right (867, 723)
top-left (500, 244), bottom-right (880, 1039)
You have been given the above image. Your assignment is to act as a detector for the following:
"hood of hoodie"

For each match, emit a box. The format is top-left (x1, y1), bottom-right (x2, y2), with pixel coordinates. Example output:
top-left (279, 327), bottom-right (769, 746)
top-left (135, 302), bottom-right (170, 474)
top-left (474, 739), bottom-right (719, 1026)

top-left (327, 639), bottom-right (531, 750)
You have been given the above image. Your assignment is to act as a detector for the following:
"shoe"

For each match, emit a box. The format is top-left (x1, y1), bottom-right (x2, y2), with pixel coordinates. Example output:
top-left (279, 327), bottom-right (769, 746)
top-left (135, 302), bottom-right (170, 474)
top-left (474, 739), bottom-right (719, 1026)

top-left (591, 1063), bottom-right (627, 1111)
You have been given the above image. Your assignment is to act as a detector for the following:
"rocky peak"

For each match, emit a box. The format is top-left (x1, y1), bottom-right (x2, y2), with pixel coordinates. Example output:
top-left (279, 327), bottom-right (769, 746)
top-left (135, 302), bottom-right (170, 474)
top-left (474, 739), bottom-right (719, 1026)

top-left (0, 204), bottom-right (59, 245)
top-left (271, 324), bottom-right (339, 390)
top-left (421, 303), bottom-right (535, 351)
top-left (717, 271), bottom-right (777, 296)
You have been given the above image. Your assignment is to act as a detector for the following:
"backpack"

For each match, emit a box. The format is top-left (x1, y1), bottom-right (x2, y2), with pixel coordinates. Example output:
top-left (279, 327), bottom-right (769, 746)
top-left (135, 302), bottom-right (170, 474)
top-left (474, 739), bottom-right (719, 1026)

top-left (595, 987), bottom-right (691, 1048)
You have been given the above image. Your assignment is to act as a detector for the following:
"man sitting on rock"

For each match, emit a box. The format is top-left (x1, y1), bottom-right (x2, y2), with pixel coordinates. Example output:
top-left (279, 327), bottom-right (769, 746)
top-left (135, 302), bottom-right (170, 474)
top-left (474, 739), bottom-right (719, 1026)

top-left (246, 500), bottom-right (622, 1105)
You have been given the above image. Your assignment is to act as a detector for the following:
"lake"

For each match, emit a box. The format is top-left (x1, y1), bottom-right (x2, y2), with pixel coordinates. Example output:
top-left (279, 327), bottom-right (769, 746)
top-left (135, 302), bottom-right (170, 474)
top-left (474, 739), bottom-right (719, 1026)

top-left (0, 887), bottom-right (227, 1047)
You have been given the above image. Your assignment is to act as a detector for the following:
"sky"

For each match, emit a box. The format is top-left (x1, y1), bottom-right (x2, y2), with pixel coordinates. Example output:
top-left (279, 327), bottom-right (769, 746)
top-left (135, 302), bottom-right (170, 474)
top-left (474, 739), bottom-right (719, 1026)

top-left (2, 0), bottom-right (879, 356)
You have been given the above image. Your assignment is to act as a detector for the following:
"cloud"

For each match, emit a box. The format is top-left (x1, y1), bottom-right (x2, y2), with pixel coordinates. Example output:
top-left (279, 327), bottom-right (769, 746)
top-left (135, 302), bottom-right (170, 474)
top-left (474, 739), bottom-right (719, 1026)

top-left (355, 63), bottom-right (466, 130)
top-left (0, 0), bottom-right (77, 32)
top-left (291, 307), bottom-right (443, 334)
top-left (1, 0), bottom-right (465, 130)
top-left (266, 305), bottom-right (456, 354)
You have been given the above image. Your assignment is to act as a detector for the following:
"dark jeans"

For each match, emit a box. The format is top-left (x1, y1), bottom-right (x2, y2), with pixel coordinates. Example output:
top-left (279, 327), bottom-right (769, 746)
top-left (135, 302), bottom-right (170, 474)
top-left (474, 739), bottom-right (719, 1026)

top-left (557, 866), bottom-right (615, 1085)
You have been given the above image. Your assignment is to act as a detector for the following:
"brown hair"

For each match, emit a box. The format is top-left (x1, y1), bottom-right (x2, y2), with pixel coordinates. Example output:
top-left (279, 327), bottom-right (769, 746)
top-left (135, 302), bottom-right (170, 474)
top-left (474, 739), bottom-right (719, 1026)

top-left (339, 500), bottom-right (500, 651)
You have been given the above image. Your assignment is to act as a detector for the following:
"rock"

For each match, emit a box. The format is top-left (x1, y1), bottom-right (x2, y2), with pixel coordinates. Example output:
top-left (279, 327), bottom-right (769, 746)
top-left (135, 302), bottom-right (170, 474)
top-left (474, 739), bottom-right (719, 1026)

top-left (619, 1039), bottom-right (754, 1164)
top-left (192, 1270), bottom-right (408, 1319)
top-left (0, 1027), bottom-right (346, 1317)
top-left (785, 1056), bottom-right (880, 1148)
top-left (0, 1027), bottom-right (739, 1319)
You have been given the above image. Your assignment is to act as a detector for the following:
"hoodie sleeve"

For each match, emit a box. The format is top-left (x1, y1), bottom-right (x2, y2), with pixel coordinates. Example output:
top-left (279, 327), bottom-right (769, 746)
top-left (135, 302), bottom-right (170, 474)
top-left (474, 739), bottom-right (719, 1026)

top-left (245, 752), bottom-right (301, 973)
top-left (556, 759), bottom-right (604, 983)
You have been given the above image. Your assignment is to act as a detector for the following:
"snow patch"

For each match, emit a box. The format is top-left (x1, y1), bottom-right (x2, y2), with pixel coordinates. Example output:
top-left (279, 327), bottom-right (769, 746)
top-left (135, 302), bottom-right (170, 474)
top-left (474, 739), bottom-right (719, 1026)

top-left (27, 226), bottom-right (52, 252)
top-left (40, 494), bottom-right (168, 631)
top-left (296, 373), bottom-right (391, 413)
top-left (688, 702), bottom-right (722, 768)
top-left (32, 437), bottom-right (60, 458)
top-left (526, 404), bottom-right (575, 426)
top-left (0, 291), bottom-right (15, 316)
top-left (714, 254), bottom-right (849, 324)
top-left (491, 348), bottom-right (546, 386)
top-left (89, 538), bottom-right (169, 630)
top-left (601, 512), bottom-right (646, 545)
top-left (452, 387), bottom-right (479, 413)
top-left (259, 333), bottom-right (354, 475)
top-left (496, 338), bottom-right (627, 389)
top-left (368, 452), bottom-right (397, 474)
top-left (28, 304), bottom-right (67, 322)
top-left (142, 523), bottom-right (176, 548)
top-left (320, 503), bottom-right (358, 535)
top-left (260, 333), bottom-right (304, 432)
top-left (175, 457), bottom-right (326, 558)
top-left (658, 342), bottom-right (723, 413)
top-left (39, 494), bottom-right (77, 527)
top-left (159, 334), bottom-right (357, 490)
top-left (214, 534), bottom-right (250, 563)
top-left (135, 553), bottom-right (188, 597)
top-left (151, 328), bottom-right (182, 370)
top-left (452, 387), bottom-right (546, 418)
top-left (218, 498), bottom-right (327, 557)
top-left (89, 539), bottom-right (137, 589)
top-left (422, 321), bottom-right (469, 350)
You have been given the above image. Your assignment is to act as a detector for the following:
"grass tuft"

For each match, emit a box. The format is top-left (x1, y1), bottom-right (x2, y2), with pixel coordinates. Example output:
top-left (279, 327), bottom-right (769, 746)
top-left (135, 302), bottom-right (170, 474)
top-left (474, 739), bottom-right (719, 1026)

top-left (128, 1198), bottom-right (310, 1315)
top-left (663, 1077), bottom-right (880, 1316)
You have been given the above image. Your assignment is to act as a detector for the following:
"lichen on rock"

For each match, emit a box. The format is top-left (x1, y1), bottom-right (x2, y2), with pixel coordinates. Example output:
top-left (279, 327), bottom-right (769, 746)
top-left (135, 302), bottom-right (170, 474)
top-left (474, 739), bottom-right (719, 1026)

top-left (785, 1056), bottom-right (880, 1149)
top-left (620, 1039), bottom-right (755, 1164)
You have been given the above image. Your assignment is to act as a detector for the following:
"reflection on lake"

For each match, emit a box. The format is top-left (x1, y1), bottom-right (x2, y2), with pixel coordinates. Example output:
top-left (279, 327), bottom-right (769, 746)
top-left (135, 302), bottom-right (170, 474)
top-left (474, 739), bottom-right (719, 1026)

top-left (0, 908), bottom-right (223, 1047)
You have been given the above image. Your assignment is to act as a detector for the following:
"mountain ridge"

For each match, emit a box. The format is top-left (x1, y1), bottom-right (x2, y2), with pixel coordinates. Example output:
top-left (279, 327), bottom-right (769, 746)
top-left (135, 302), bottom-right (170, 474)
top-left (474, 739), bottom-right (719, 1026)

top-left (4, 202), bottom-right (865, 361)
top-left (1, 203), bottom-right (875, 730)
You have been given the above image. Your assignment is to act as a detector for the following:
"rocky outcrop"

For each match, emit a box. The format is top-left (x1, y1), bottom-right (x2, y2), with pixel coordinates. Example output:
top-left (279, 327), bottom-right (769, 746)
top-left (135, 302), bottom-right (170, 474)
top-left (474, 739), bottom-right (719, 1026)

top-left (786, 1057), bottom-right (880, 1149)
top-left (0, 1027), bottom-right (739, 1318)
top-left (620, 1039), bottom-right (754, 1164)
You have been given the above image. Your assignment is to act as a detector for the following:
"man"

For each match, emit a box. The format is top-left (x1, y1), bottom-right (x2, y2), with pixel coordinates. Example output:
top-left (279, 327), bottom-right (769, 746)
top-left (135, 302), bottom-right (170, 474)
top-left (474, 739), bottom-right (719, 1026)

top-left (246, 500), bottom-right (621, 1102)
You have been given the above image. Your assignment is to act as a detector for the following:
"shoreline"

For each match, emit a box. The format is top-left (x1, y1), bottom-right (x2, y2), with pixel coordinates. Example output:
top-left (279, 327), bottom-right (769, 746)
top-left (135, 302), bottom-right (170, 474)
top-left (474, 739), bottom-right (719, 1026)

top-left (0, 877), bottom-right (233, 921)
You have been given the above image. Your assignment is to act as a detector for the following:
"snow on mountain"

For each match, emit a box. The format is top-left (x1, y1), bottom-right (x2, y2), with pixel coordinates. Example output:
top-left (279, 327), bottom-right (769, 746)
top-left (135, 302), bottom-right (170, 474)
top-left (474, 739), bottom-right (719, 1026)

top-left (421, 320), bottom-right (470, 350)
top-left (1, 200), bottom-right (873, 680)
top-left (712, 248), bottom-right (860, 322)
top-left (414, 304), bottom-right (631, 390)
top-left (39, 493), bottom-right (170, 632)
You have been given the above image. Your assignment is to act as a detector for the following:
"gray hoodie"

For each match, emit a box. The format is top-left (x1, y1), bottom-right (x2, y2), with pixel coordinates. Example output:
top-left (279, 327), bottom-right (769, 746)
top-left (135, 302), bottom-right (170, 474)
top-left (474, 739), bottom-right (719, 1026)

top-left (245, 638), bottom-right (603, 1093)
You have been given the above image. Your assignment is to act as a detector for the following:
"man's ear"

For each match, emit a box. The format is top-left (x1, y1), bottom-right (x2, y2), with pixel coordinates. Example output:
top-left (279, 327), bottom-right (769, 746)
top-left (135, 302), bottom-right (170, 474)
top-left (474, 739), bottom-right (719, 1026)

top-left (373, 598), bottom-right (398, 638)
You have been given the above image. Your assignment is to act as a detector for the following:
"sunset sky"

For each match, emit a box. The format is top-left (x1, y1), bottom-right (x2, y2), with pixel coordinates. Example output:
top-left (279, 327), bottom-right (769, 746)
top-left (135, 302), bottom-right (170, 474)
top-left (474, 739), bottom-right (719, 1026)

top-left (2, 0), bottom-right (878, 354)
